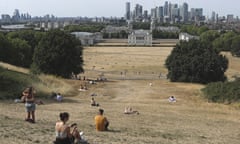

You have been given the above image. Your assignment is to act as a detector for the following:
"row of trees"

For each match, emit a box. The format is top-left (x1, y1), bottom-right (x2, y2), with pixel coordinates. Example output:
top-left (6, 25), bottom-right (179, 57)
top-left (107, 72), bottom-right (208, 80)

top-left (0, 30), bottom-right (84, 78)
top-left (64, 24), bottom-right (105, 33)
top-left (181, 25), bottom-right (240, 57)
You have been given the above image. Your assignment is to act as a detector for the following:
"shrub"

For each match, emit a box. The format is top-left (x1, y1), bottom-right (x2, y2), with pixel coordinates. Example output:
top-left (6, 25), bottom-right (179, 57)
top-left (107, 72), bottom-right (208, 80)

top-left (202, 78), bottom-right (240, 103)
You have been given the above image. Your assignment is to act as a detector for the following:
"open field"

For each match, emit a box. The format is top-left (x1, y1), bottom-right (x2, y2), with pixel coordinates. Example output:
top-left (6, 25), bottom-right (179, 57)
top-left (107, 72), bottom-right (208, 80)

top-left (1, 46), bottom-right (240, 144)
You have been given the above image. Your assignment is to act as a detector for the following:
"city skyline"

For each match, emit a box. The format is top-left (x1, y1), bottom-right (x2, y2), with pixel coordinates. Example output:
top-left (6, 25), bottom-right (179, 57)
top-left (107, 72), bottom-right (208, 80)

top-left (0, 0), bottom-right (239, 18)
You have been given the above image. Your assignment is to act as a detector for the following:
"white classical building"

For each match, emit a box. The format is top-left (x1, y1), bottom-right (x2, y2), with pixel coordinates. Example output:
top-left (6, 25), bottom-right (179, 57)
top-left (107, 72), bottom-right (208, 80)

top-left (128, 29), bottom-right (152, 46)
top-left (179, 32), bottom-right (199, 41)
top-left (71, 32), bottom-right (102, 46)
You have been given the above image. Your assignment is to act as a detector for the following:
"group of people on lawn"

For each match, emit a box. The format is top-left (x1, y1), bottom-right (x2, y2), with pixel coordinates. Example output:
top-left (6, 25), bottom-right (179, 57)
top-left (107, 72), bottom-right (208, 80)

top-left (20, 87), bottom-right (109, 144)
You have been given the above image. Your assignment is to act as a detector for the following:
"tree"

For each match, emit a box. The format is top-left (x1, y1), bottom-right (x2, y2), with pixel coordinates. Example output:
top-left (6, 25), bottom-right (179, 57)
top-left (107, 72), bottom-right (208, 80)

top-left (231, 36), bottom-right (240, 57)
top-left (165, 39), bottom-right (228, 84)
top-left (32, 29), bottom-right (84, 77)
top-left (10, 38), bottom-right (32, 67)
top-left (212, 31), bottom-right (237, 52)
top-left (200, 30), bottom-right (220, 44)
top-left (0, 33), bottom-right (13, 63)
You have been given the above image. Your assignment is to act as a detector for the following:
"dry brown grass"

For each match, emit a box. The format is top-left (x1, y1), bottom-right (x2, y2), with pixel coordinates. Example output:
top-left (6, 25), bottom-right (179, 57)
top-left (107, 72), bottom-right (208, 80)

top-left (1, 46), bottom-right (240, 144)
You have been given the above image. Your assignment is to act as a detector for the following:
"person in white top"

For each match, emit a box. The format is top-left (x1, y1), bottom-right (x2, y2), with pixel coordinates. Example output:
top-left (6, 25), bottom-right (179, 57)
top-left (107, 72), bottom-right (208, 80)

top-left (168, 96), bottom-right (176, 102)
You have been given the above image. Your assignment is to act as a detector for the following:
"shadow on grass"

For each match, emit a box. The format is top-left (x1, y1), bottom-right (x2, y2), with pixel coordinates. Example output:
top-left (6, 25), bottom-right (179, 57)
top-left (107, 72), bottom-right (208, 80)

top-left (106, 129), bottom-right (121, 133)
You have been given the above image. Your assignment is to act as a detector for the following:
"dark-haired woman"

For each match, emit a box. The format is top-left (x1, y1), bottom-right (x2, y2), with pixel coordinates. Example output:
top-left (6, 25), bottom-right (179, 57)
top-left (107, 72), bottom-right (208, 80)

top-left (55, 112), bottom-right (72, 144)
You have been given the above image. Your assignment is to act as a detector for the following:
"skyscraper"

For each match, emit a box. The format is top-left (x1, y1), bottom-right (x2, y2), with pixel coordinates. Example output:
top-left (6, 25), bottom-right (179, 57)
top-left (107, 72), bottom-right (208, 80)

top-left (164, 1), bottom-right (168, 16)
top-left (125, 2), bottom-right (131, 20)
top-left (180, 2), bottom-right (188, 22)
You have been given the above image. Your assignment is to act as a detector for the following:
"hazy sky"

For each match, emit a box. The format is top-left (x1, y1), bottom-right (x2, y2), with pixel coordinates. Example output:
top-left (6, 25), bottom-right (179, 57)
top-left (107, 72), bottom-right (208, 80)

top-left (0, 0), bottom-right (239, 18)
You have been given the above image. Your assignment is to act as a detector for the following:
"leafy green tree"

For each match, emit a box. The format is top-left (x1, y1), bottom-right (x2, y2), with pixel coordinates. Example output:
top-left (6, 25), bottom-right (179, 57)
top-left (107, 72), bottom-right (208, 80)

top-left (0, 33), bottom-right (14, 63)
top-left (200, 30), bottom-right (220, 44)
top-left (10, 38), bottom-right (32, 67)
top-left (7, 30), bottom-right (43, 52)
top-left (202, 78), bottom-right (240, 103)
top-left (180, 25), bottom-right (209, 35)
top-left (132, 22), bottom-right (150, 30)
top-left (64, 24), bottom-right (105, 32)
top-left (212, 31), bottom-right (237, 52)
top-left (230, 36), bottom-right (240, 57)
top-left (32, 29), bottom-right (84, 77)
top-left (165, 39), bottom-right (228, 84)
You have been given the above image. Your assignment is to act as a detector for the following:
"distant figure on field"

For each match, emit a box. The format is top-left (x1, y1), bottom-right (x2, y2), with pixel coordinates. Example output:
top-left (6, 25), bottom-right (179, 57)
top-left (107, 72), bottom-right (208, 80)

top-left (56, 93), bottom-right (63, 102)
top-left (22, 86), bottom-right (36, 123)
top-left (91, 98), bottom-right (99, 107)
top-left (94, 109), bottom-right (109, 131)
top-left (149, 82), bottom-right (153, 86)
top-left (124, 107), bottom-right (139, 115)
top-left (168, 96), bottom-right (176, 103)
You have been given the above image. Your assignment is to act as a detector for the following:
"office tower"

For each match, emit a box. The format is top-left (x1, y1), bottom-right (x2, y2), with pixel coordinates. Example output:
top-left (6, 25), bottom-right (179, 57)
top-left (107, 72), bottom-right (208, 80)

top-left (156, 6), bottom-right (164, 19)
top-left (134, 4), bottom-right (143, 20)
top-left (190, 8), bottom-right (203, 21)
top-left (125, 2), bottom-right (131, 20)
top-left (143, 10), bottom-right (148, 20)
top-left (170, 4), bottom-right (179, 22)
top-left (164, 1), bottom-right (168, 16)
top-left (211, 11), bottom-right (216, 22)
top-left (151, 8), bottom-right (156, 19)
top-left (12, 9), bottom-right (20, 22)
top-left (227, 14), bottom-right (234, 23)
top-left (180, 2), bottom-right (188, 22)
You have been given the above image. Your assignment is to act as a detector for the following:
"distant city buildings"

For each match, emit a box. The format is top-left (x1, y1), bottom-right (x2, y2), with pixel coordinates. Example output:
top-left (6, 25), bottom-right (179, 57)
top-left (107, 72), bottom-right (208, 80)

top-left (0, 1), bottom-right (240, 34)
top-left (124, 1), bottom-right (238, 25)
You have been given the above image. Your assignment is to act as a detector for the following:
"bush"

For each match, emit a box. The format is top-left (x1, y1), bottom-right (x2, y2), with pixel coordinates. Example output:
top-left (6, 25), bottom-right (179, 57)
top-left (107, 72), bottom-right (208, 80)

top-left (165, 39), bottom-right (228, 84)
top-left (202, 78), bottom-right (240, 103)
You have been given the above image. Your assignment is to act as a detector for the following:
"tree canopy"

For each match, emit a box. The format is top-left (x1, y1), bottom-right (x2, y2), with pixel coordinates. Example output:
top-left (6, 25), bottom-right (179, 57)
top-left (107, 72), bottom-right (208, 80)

top-left (32, 29), bottom-right (84, 77)
top-left (165, 39), bottom-right (228, 84)
top-left (212, 31), bottom-right (237, 52)
top-left (230, 35), bottom-right (240, 57)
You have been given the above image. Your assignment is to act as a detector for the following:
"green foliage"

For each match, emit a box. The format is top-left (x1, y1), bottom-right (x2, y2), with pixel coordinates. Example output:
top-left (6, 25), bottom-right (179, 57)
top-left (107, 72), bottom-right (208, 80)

top-left (0, 33), bottom-right (14, 63)
top-left (230, 35), bottom-right (240, 57)
top-left (165, 39), bottom-right (228, 84)
top-left (9, 38), bottom-right (32, 67)
top-left (64, 24), bottom-right (105, 32)
top-left (180, 25), bottom-right (209, 35)
top-left (202, 78), bottom-right (240, 103)
top-left (6, 30), bottom-right (45, 67)
top-left (152, 30), bottom-right (179, 39)
top-left (7, 30), bottom-right (44, 52)
top-left (32, 29), bottom-right (84, 78)
top-left (212, 31), bottom-right (237, 52)
top-left (132, 22), bottom-right (150, 30)
top-left (200, 30), bottom-right (220, 44)
top-left (0, 66), bottom-right (34, 99)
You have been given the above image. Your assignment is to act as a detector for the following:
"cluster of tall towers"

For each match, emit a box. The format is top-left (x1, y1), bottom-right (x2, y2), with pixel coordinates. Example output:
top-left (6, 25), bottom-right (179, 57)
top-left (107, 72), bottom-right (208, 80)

top-left (125, 1), bottom-right (204, 24)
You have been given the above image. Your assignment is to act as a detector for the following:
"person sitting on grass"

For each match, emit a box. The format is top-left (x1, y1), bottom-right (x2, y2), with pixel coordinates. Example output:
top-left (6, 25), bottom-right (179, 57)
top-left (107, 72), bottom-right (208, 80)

top-left (55, 112), bottom-right (72, 144)
top-left (94, 109), bottom-right (109, 131)
top-left (168, 96), bottom-right (176, 103)
top-left (91, 98), bottom-right (99, 107)
top-left (124, 106), bottom-right (139, 115)
top-left (70, 123), bottom-right (86, 144)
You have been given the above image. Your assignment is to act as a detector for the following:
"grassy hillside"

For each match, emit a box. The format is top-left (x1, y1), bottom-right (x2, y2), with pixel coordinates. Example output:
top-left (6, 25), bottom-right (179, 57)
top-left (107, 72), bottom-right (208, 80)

top-left (0, 64), bottom-right (76, 100)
